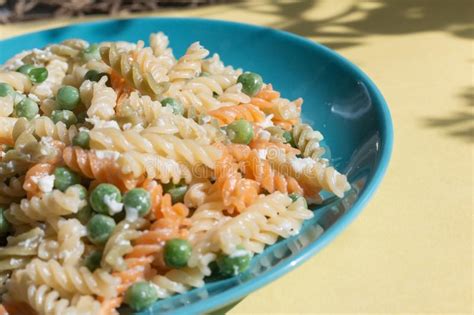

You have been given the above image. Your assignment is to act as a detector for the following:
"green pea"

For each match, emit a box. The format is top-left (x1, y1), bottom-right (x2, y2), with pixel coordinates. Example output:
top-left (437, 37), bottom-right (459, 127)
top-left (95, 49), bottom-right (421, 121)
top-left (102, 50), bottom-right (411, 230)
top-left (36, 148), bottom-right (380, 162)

top-left (123, 188), bottom-right (151, 218)
top-left (72, 131), bottom-right (90, 149)
top-left (164, 238), bottom-right (192, 268)
top-left (84, 69), bottom-right (100, 82)
top-left (161, 97), bottom-right (184, 115)
top-left (0, 83), bottom-right (14, 97)
top-left (237, 72), bottom-right (263, 96)
top-left (29, 67), bottom-right (48, 84)
top-left (162, 182), bottom-right (187, 204)
top-left (76, 205), bottom-right (93, 225)
top-left (217, 249), bottom-right (251, 277)
top-left (57, 85), bottom-right (80, 110)
top-left (81, 44), bottom-right (101, 62)
top-left (90, 183), bottom-right (122, 215)
top-left (53, 166), bottom-right (81, 191)
top-left (0, 208), bottom-right (10, 235)
top-left (124, 282), bottom-right (158, 311)
top-left (226, 119), bottom-right (254, 144)
top-left (84, 250), bottom-right (102, 272)
top-left (51, 110), bottom-right (77, 127)
top-left (16, 64), bottom-right (34, 75)
top-left (87, 214), bottom-right (116, 245)
top-left (14, 97), bottom-right (39, 120)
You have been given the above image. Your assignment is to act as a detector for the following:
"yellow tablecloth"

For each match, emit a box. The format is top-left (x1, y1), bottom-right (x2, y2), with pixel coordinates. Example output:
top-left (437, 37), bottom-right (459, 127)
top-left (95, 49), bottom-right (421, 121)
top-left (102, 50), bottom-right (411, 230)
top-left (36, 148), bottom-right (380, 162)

top-left (1, 1), bottom-right (472, 313)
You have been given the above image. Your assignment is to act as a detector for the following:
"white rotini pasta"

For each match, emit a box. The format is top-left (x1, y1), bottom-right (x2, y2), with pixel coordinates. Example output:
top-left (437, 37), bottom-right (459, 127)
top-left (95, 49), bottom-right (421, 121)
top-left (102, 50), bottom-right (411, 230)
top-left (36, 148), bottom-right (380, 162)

top-left (26, 258), bottom-right (120, 298)
top-left (167, 42), bottom-right (209, 83)
top-left (214, 192), bottom-right (313, 255)
top-left (48, 39), bottom-right (89, 60)
top-left (101, 219), bottom-right (146, 272)
top-left (100, 43), bottom-right (168, 98)
top-left (0, 71), bottom-right (31, 93)
top-left (149, 32), bottom-right (176, 71)
top-left (118, 151), bottom-right (192, 183)
top-left (292, 123), bottom-right (325, 160)
top-left (87, 76), bottom-right (117, 120)
top-left (267, 150), bottom-right (350, 198)
top-left (89, 128), bottom-right (222, 169)
top-left (13, 116), bottom-right (78, 146)
top-left (0, 94), bottom-right (14, 117)
top-left (151, 268), bottom-right (205, 299)
top-left (4, 186), bottom-right (86, 224)
top-left (55, 218), bottom-right (86, 266)
top-left (0, 227), bottom-right (44, 273)
top-left (0, 176), bottom-right (25, 205)
top-left (6, 270), bottom-right (102, 315)
top-left (218, 83), bottom-right (251, 107)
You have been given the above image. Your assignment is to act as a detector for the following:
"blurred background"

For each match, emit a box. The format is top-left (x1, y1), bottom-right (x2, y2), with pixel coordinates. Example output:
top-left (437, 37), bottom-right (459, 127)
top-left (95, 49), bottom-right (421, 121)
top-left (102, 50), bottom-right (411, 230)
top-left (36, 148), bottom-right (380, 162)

top-left (0, 1), bottom-right (472, 314)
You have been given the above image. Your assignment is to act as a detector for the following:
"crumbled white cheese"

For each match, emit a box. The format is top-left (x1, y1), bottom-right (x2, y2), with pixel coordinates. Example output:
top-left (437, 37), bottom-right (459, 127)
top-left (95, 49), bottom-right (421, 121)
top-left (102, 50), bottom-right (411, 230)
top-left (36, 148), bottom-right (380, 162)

top-left (125, 206), bottom-right (140, 222)
top-left (31, 174), bottom-right (55, 193)
top-left (14, 93), bottom-right (26, 104)
top-left (0, 151), bottom-right (5, 159)
top-left (200, 115), bottom-right (211, 124)
top-left (95, 150), bottom-right (120, 161)
top-left (256, 129), bottom-right (271, 141)
top-left (122, 123), bottom-right (132, 130)
top-left (257, 114), bottom-right (274, 129)
top-left (5, 161), bottom-right (15, 170)
top-left (256, 149), bottom-right (268, 160)
top-left (230, 249), bottom-right (250, 258)
top-left (27, 93), bottom-right (40, 103)
top-left (290, 157), bottom-right (316, 173)
top-left (78, 127), bottom-right (90, 133)
top-left (86, 117), bottom-right (120, 129)
top-left (103, 194), bottom-right (123, 215)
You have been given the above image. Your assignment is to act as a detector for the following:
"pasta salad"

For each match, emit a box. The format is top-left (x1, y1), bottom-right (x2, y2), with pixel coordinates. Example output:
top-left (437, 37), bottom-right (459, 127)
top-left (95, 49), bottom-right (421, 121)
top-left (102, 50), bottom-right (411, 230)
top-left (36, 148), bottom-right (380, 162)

top-left (0, 33), bottom-right (350, 314)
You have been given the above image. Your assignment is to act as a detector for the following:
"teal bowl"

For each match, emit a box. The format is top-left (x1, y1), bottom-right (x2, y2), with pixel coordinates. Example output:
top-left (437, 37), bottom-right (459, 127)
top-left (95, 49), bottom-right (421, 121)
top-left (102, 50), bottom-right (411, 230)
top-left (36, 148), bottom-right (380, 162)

top-left (0, 18), bottom-right (393, 314)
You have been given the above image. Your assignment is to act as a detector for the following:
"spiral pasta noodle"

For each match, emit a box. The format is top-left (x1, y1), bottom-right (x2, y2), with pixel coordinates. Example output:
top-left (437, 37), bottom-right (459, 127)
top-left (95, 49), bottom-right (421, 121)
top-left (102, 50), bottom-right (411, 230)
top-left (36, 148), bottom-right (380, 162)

top-left (292, 123), bottom-right (325, 160)
top-left (4, 186), bottom-right (86, 224)
top-left (167, 42), bottom-right (209, 83)
top-left (0, 71), bottom-right (31, 93)
top-left (0, 176), bottom-right (25, 205)
top-left (214, 192), bottom-right (313, 254)
top-left (151, 268), bottom-right (205, 299)
top-left (118, 151), bottom-right (192, 184)
top-left (100, 44), bottom-right (168, 98)
top-left (26, 259), bottom-right (119, 298)
top-left (0, 94), bottom-right (14, 117)
top-left (0, 228), bottom-right (44, 273)
top-left (89, 128), bottom-right (222, 169)
top-left (87, 76), bottom-right (117, 120)
top-left (6, 270), bottom-right (101, 315)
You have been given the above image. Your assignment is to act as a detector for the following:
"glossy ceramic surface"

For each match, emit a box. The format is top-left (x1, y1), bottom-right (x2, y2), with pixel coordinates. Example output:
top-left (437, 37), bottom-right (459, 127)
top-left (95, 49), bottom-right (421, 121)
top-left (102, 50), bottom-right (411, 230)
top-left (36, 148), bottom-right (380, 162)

top-left (0, 18), bottom-right (393, 315)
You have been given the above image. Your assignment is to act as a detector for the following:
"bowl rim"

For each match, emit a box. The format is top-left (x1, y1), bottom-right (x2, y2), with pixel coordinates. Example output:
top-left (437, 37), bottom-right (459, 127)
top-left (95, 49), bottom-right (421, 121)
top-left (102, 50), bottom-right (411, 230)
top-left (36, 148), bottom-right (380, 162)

top-left (0, 17), bottom-right (394, 315)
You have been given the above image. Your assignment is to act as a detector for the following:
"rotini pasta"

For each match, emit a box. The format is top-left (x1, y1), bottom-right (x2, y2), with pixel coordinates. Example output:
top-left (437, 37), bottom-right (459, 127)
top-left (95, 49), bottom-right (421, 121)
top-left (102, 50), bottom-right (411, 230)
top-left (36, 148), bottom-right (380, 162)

top-left (0, 32), bottom-right (349, 313)
top-left (26, 259), bottom-right (119, 298)
top-left (4, 186), bottom-right (86, 224)
top-left (89, 128), bottom-right (222, 169)
top-left (87, 76), bottom-right (117, 120)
